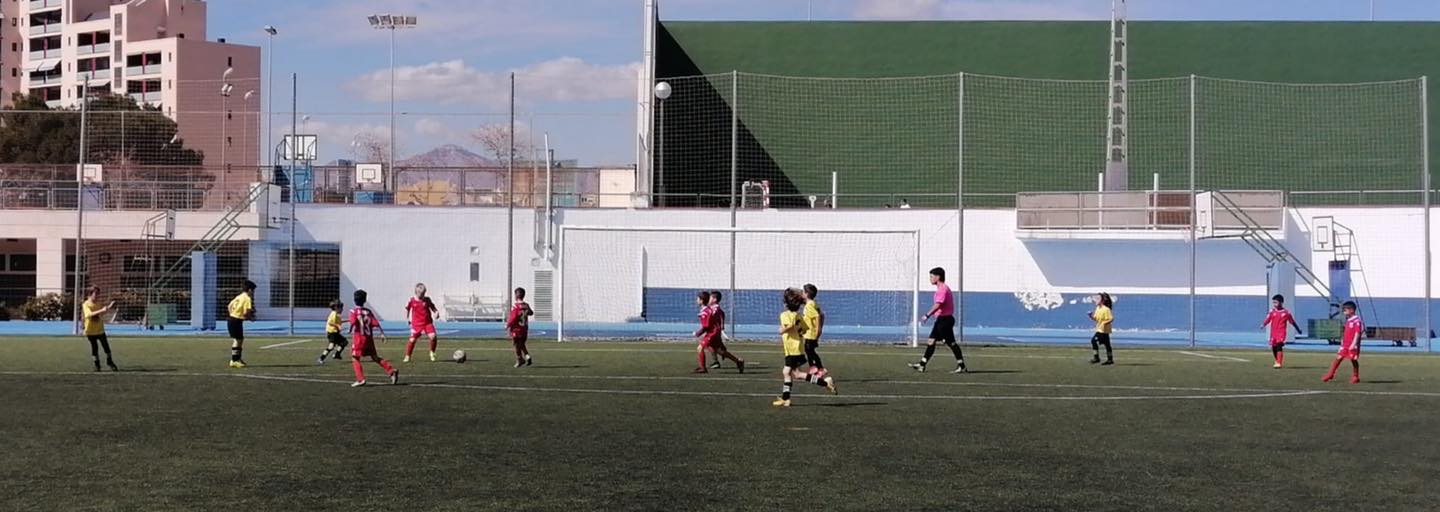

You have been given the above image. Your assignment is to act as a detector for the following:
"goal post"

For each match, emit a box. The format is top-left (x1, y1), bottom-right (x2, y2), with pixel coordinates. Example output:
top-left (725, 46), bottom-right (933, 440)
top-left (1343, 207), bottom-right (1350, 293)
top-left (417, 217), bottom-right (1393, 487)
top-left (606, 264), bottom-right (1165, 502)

top-left (558, 226), bottom-right (921, 346)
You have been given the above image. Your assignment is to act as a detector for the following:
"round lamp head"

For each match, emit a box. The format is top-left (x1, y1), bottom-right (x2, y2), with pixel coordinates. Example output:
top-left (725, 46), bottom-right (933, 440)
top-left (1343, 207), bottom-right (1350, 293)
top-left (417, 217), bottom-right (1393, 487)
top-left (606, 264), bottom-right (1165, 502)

top-left (653, 82), bottom-right (672, 100)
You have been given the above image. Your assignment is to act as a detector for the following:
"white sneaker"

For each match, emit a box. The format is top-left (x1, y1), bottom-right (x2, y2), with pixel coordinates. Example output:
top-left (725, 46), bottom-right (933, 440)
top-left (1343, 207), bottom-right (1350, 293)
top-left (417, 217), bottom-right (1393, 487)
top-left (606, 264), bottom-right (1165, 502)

top-left (351, 381), bottom-right (366, 388)
top-left (908, 363), bottom-right (925, 372)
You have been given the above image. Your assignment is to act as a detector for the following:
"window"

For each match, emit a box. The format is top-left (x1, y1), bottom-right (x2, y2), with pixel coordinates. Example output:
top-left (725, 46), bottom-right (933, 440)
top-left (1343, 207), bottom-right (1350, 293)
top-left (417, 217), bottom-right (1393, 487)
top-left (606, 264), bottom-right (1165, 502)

top-left (271, 245), bottom-right (340, 308)
top-left (469, 263), bottom-right (481, 282)
top-left (227, 56), bottom-right (232, 66)
top-left (9, 254), bottom-right (37, 272)
top-left (114, 13), bottom-right (123, 36)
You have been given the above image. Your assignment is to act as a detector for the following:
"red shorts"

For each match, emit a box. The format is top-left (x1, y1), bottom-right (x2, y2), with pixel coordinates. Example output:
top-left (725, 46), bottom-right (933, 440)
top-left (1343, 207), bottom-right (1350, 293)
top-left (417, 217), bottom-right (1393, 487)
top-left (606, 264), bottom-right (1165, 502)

top-left (1268, 337), bottom-right (1286, 347)
top-left (1338, 344), bottom-right (1360, 359)
top-left (510, 331), bottom-right (528, 343)
top-left (410, 324), bottom-right (436, 337)
top-left (701, 337), bottom-right (726, 351)
top-left (351, 337), bottom-right (378, 358)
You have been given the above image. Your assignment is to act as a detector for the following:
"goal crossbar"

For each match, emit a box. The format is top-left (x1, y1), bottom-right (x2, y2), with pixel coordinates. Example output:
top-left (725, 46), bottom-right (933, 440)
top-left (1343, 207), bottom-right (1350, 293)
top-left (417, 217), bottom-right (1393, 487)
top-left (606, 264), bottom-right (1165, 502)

top-left (558, 226), bottom-right (922, 346)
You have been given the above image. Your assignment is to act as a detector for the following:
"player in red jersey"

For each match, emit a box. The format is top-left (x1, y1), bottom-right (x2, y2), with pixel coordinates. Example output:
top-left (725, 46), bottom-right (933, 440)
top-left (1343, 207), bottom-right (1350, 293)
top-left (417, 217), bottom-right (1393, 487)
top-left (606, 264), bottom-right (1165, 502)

top-left (1261, 294), bottom-right (1302, 368)
top-left (403, 283), bottom-right (440, 362)
top-left (704, 290), bottom-right (745, 373)
top-left (507, 287), bottom-right (535, 368)
top-left (692, 291), bottom-right (713, 372)
top-left (349, 289), bottom-right (398, 387)
top-left (1322, 301), bottom-right (1363, 384)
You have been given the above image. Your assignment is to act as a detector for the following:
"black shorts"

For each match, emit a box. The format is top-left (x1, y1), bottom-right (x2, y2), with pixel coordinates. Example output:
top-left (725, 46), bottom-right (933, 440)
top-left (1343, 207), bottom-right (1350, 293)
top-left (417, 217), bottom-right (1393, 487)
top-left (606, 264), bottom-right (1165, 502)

top-left (1091, 332), bottom-right (1111, 345)
top-left (227, 318), bottom-right (245, 340)
top-left (804, 339), bottom-right (820, 349)
top-left (784, 355), bottom-right (808, 369)
top-left (327, 332), bottom-right (348, 346)
top-left (86, 334), bottom-right (108, 344)
top-left (929, 315), bottom-right (956, 343)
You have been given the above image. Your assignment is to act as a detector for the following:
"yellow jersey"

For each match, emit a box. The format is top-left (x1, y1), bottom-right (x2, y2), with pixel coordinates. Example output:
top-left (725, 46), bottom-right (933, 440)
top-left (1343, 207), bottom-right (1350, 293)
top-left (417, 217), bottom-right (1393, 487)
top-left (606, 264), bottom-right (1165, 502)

top-left (802, 300), bottom-right (822, 341)
top-left (326, 311), bottom-right (342, 334)
top-left (1093, 305), bottom-right (1113, 334)
top-left (780, 310), bottom-right (804, 356)
top-left (82, 299), bottom-right (106, 336)
top-left (228, 293), bottom-right (253, 320)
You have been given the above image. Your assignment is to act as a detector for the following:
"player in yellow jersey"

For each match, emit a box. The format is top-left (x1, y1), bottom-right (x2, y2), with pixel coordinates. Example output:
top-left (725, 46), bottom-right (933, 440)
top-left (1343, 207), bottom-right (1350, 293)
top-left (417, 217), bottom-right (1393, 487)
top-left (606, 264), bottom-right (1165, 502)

top-left (227, 280), bottom-right (257, 368)
top-left (801, 284), bottom-right (827, 375)
top-left (1088, 292), bottom-right (1115, 365)
top-left (81, 286), bottom-right (118, 372)
top-left (773, 288), bottom-right (835, 407)
top-left (317, 299), bottom-right (350, 364)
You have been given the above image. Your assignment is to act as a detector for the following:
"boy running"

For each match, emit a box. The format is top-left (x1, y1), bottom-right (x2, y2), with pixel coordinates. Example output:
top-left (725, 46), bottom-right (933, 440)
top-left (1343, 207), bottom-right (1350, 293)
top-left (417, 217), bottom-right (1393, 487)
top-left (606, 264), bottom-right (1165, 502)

top-left (227, 280), bottom-right (257, 369)
top-left (404, 283), bottom-right (440, 362)
top-left (692, 291), bottom-right (713, 372)
top-left (317, 300), bottom-right (349, 364)
top-left (1261, 294), bottom-right (1302, 368)
top-left (81, 286), bottom-right (118, 372)
top-left (507, 287), bottom-right (535, 368)
top-left (773, 288), bottom-right (835, 407)
top-left (1088, 292), bottom-right (1115, 365)
top-left (1322, 301), bottom-right (1363, 384)
top-left (801, 284), bottom-right (826, 374)
top-left (705, 291), bottom-right (745, 373)
top-left (350, 289), bottom-right (398, 387)
top-left (909, 267), bottom-right (968, 373)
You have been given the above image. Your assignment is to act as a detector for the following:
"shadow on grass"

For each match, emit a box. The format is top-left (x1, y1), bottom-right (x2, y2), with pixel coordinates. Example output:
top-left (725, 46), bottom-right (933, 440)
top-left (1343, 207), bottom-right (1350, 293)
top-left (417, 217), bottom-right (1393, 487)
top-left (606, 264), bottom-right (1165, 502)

top-left (247, 364), bottom-right (321, 369)
top-left (805, 402), bottom-right (888, 408)
top-left (1365, 380), bottom-right (1403, 384)
top-left (962, 370), bottom-right (1022, 375)
top-left (115, 368), bottom-right (178, 373)
top-left (530, 365), bottom-right (589, 369)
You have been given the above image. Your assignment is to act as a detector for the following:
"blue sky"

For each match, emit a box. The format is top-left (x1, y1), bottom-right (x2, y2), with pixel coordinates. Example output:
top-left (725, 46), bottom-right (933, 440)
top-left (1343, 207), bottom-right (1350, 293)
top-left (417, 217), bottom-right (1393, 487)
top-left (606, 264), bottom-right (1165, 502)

top-left (201, 0), bottom-right (1439, 166)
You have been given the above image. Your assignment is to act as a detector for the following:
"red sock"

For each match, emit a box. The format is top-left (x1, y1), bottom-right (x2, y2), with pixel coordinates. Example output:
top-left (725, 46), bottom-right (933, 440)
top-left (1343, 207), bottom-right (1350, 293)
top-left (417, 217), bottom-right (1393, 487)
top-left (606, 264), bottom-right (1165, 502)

top-left (377, 357), bottom-right (395, 374)
top-left (1324, 358), bottom-right (1342, 379)
top-left (1277, 352), bottom-right (1284, 365)
top-left (405, 338), bottom-right (417, 357)
top-left (429, 338), bottom-right (438, 352)
top-left (352, 358), bottom-right (365, 382)
top-left (697, 351), bottom-right (707, 368)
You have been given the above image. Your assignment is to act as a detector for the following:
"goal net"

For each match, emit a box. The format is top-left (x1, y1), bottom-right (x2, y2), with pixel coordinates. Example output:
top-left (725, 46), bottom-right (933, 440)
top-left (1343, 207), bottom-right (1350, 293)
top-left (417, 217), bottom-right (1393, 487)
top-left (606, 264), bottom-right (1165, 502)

top-left (558, 226), bottom-right (921, 345)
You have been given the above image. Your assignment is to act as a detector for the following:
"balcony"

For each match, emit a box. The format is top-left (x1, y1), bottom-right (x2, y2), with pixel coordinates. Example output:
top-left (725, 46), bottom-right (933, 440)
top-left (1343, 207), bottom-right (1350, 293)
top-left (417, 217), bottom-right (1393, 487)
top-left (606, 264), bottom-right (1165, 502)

top-left (129, 91), bottom-right (162, 104)
top-left (44, 99), bottom-right (62, 109)
top-left (28, 74), bottom-right (62, 86)
top-left (28, 0), bottom-right (62, 11)
top-left (77, 43), bottom-right (111, 56)
top-left (78, 69), bottom-right (111, 81)
top-left (126, 64), bottom-right (161, 77)
top-left (28, 23), bottom-right (63, 36)
top-left (27, 49), bottom-right (61, 60)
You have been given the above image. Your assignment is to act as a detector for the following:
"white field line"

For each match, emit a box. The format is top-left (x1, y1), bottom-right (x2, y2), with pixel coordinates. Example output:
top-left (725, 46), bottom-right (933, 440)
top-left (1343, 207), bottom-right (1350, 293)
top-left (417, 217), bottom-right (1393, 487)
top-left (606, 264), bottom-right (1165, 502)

top-left (260, 339), bottom-right (314, 349)
top-left (270, 345), bottom-right (1229, 363)
top-left (1177, 351), bottom-right (1250, 363)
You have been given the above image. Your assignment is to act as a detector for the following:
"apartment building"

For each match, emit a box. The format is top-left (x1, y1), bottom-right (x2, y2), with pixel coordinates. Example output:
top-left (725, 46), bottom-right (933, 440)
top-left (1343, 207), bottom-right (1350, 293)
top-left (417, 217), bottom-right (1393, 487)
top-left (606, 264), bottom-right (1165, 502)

top-left (0, 0), bottom-right (260, 173)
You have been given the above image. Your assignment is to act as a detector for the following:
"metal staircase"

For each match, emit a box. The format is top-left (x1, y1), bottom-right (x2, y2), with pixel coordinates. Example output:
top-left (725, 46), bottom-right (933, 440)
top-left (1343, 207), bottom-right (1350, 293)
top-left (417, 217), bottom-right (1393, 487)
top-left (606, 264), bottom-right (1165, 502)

top-left (1209, 192), bottom-right (1339, 311)
top-left (145, 184), bottom-right (270, 293)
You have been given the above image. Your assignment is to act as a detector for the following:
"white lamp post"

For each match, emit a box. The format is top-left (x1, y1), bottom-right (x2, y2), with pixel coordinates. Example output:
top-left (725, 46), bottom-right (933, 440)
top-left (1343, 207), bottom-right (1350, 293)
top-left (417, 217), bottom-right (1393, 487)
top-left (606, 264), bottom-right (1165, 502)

top-left (263, 25), bottom-right (277, 177)
top-left (367, 14), bottom-right (418, 192)
top-left (220, 67), bottom-right (234, 198)
top-left (653, 81), bottom-right (671, 206)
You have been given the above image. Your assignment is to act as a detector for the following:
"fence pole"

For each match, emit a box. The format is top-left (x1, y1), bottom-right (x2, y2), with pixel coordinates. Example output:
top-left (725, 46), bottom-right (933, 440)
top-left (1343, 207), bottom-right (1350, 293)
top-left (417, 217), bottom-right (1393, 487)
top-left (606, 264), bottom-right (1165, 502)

top-left (955, 72), bottom-right (964, 349)
top-left (72, 81), bottom-right (90, 335)
top-left (288, 73), bottom-right (298, 335)
top-left (1422, 76), bottom-right (1432, 353)
top-left (507, 72), bottom-right (516, 312)
top-left (729, 71), bottom-right (739, 335)
top-left (1188, 74), bottom-right (1198, 348)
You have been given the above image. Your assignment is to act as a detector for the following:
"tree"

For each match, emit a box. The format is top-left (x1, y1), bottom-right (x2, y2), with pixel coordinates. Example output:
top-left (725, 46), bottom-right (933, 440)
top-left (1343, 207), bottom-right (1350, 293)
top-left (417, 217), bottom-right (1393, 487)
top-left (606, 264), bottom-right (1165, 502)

top-left (0, 93), bottom-right (204, 170)
top-left (348, 130), bottom-right (391, 164)
top-left (469, 123), bottom-right (534, 165)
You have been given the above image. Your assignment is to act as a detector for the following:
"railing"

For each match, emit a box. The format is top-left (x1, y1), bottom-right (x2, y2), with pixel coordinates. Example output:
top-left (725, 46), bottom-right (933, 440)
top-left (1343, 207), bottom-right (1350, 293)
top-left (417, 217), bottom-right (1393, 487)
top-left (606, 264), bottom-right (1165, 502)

top-left (1016, 191), bottom-right (1195, 231)
top-left (127, 91), bottom-right (162, 104)
top-left (28, 0), bottom-right (62, 10)
top-left (0, 181), bottom-right (248, 211)
top-left (77, 69), bottom-right (111, 81)
top-left (77, 43), bottom-right (112, 56)
top-left (27, 49), bottom-right (61, 60)
top-left (28, 24), bottom-right (62, 36)
top-left (28, 74), bottom-right (62, 86)
top-left (125, 64), bottom-right (161, 77)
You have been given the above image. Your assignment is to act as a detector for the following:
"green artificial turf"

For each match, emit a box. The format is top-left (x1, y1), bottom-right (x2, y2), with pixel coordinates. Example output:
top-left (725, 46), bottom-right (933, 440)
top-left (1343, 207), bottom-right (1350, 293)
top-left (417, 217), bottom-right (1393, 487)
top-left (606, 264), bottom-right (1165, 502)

top-left (3, 337), bottom-right (1438, 511)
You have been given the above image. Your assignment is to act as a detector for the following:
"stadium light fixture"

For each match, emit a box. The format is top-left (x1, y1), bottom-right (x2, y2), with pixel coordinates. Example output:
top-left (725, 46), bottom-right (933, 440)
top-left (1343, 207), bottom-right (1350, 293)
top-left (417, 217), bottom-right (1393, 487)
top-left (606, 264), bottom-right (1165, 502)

top-left (368, 13), bottom-right (419, 191)
top-left (653, 82), bottom-right (672, 206)
top-left (653, 81), bottom-right (672, 100)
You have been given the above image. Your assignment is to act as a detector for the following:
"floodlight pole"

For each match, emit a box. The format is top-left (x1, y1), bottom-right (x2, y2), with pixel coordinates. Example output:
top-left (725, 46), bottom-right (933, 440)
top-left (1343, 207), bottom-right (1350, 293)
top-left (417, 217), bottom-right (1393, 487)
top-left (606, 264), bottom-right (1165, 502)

top-left (289, 73), bottom-right (298, 335)
top-left (369, 14), bottom-right (417, 193)
top-left (72, 80), bottom-right (90, 335)
top-left (1422, 76), bottom-right (1431, 352)
top-left (264, 26), bottom-right (277, 178)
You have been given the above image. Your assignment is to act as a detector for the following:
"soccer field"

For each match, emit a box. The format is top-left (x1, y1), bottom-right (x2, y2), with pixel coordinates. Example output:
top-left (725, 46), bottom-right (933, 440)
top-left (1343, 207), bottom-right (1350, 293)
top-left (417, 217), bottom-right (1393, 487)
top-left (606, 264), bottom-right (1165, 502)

top-left (4, 337), bottom-right (1439, 511)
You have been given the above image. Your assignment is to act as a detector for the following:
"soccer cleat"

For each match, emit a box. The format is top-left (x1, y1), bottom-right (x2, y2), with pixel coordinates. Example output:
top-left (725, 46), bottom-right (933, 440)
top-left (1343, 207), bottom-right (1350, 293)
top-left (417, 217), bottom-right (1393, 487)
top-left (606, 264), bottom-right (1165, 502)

top-left (390, 370), bottom-right (400, 385)
top-left (429, 351), bottom-right (437, 362)
top-left (737, 360), bottom-right (746, 374)
top-left (826, 379), bottom-right (837, 395)
top-left (1350, 375), bottom-right (1360, 384)
top-left (771, 398), bottom-right (791, 407)
top-left (1321, 375), bottom-right (1334, 383)
top-left (1090, 356), bottom-right (1101, 364)
top-left (317, 357), bottom-right (327, 365)
top-left (952, 365), bottom-right (968, 374)
top-left (229, 360), bottom-right (248, 369)
top-left (1101, 359), bottom-right (1114, 366)
top-left (908, 363), bottom-right (926, 372)
top-left (692, 367), bottom-right (709, 374)
top-left (514, 361), bottom-right (524, 368)
top-left (403, 356), bottom-right (411, 363)
top-left (709, 361), bottom-right (721, 370)
top-left (107, 361), bottom-right (119, 372)
top-left (93, 360), bottom-right (102, 372)
top-left (351, 381), bottom-right (366, 388)
top-left (525, 357), bottom-right (533, 367)
top-left (1273, 363), bottom-right (1283, 369)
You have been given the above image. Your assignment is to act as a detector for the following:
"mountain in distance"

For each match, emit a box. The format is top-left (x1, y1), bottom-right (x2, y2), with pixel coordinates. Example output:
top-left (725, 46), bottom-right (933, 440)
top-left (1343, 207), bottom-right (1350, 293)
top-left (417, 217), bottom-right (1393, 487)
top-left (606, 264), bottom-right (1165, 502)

top-left (398, 144), bottom-right (498, 167)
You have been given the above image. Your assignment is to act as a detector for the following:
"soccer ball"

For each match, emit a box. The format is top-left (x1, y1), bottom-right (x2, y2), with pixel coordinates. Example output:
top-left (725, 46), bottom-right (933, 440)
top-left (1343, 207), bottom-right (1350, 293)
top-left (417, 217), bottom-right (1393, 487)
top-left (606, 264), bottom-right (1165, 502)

top-left (452, 350), bottom-right (467, 363)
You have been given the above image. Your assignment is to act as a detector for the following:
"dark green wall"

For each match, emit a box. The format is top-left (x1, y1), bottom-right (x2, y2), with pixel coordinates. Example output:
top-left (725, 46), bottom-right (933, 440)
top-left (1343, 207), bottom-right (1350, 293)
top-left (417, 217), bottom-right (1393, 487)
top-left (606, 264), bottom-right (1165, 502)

top-left (656, 21), bottom-right (1439, 207)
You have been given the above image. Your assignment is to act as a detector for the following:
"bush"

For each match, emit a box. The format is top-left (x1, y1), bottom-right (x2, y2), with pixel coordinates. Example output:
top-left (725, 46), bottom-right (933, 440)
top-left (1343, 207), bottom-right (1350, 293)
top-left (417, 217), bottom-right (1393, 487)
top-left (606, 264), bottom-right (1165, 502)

top-left (0, 303), bottom-right (11, 321)
top-left (22, 293), bottom-right (73, 321)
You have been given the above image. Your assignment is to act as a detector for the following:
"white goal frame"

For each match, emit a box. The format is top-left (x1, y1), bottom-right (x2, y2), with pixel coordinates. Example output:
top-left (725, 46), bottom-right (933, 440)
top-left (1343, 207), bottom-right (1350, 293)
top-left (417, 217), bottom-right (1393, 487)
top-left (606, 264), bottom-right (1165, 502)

top-left (557, 225), bottom-right (922, 346)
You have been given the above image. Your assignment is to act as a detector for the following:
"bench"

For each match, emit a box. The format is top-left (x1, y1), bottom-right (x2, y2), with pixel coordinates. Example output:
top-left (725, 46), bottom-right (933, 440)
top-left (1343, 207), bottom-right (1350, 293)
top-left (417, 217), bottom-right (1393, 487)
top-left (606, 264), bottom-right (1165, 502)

top-left (442, 294), bottom-right (505, 322)
top-left (1307, 319), bottom-right (1422, 347)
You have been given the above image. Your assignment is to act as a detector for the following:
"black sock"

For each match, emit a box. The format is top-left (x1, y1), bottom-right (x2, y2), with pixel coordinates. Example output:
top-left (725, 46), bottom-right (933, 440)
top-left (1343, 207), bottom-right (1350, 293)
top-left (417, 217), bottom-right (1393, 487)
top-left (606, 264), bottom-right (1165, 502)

top-left (1104, 343), bottom-right (1113, 360)
top-left (782, 382), bottom-right (792, 400)
top-left (231, 347), bottom-right (242, 362)
top-left (1272, 346), bottom-right (1281, 359)
top-left (805, 342), bottom-right (824, 369)
top-left (947, 341), bottom-right (964, 363)
top-left (89, 339), bottom-right (100, 359)
top-left (921, 344), bottom-right (936, 364)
